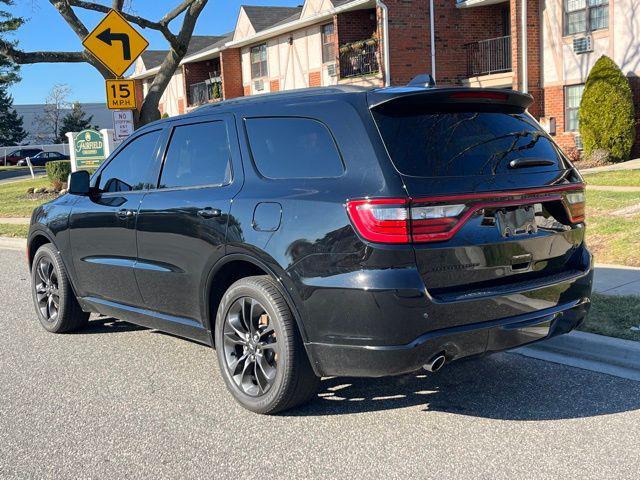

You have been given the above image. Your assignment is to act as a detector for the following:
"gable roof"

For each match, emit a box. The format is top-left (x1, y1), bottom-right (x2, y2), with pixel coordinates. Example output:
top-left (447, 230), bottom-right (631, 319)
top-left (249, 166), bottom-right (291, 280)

top-left (140, 50), bottom-right (168, 70)
top-left (242, 5), bottom-right (303, 33)
top-left (139, 35), bottom-right (226, 70)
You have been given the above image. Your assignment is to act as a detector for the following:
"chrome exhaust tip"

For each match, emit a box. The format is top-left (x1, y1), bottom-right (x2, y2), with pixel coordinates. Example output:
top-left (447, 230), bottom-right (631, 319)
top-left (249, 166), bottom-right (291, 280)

top-left (423, 354), bottom-right (446, 372)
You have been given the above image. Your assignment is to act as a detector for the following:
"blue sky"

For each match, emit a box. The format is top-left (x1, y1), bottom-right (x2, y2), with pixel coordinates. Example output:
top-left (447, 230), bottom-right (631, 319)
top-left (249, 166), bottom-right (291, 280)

top-left (9, 0), bottom-right (300, 105)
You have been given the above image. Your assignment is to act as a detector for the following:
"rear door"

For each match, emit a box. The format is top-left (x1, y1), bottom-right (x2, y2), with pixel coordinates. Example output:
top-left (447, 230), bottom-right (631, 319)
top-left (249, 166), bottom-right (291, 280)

top-left (134, 114), bottom-right (243, 323)
top-left (370, 90), bottom-right (587, 329)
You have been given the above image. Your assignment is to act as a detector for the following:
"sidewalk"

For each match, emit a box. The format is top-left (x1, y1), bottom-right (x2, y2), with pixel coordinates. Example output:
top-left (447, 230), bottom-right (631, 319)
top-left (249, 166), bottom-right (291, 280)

top-left (580, 158), bottom-right (640, 173)
top-left (0, 217), bottom-right (30, 225)
top-left (587, 185), bottom-right (640, 192)
top-left (593, 263), bottom-right (640, 296)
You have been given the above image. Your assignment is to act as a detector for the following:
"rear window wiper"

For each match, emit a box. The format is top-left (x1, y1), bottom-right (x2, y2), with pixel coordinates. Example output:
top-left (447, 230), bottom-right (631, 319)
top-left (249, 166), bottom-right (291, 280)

top-left (508, 158), bottom-right (556, 169)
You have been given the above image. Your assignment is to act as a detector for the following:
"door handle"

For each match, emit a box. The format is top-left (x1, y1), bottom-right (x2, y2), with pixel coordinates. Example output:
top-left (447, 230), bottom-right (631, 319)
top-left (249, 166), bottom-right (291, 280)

top-left (116, 209), bottom-right (136, 219)
top-left (197, 207), bottom-right (222, 219)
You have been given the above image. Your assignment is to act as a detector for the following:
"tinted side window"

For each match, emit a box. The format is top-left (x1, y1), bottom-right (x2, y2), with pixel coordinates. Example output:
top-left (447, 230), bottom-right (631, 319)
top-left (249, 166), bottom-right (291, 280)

top-left (245, 117), bottom-right (344, 179)
top-left (160, 121), bottom-right (231, 189)
top-left (98, 130), bottom-right (161, 193)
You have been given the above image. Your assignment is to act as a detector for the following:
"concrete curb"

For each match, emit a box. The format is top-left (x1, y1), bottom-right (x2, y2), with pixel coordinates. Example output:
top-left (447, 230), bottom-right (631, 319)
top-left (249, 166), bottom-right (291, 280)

top-left (515, 331), bottom-right (640, 382)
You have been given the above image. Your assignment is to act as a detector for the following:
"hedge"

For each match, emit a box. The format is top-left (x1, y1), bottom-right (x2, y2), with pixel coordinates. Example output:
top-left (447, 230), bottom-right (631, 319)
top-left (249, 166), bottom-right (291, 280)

top-left (45, 160), bottom-right (72, 187)
top-left (579, 55), bottom-right (636, 163)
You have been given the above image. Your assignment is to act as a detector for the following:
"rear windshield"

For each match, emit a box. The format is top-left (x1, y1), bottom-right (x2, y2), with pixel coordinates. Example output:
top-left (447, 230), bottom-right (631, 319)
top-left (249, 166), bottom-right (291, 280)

top-left (372, 108), bottom-right (566, 177)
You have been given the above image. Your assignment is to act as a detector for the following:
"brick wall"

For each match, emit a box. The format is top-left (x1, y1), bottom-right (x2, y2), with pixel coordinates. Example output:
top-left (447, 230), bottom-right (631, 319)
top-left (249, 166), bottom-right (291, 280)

top-left (270, 79), bottom-right (280, 92)
top-left (183, 58), bottom-right (221, 106)
top-left (382, 1), bottom-right (509, 86)
top-left (336, 9), bottom-right (377, 45)
top-left (543, 85), bottom-right (577, 151)
top-left (133, 79), bottom-right (144, 114)
top-left (510, 0), bottom-right (543, 117)
top-left (220, 48), bottom-right (244, 99)
top-left (309, 71), bottom-right (321, 87)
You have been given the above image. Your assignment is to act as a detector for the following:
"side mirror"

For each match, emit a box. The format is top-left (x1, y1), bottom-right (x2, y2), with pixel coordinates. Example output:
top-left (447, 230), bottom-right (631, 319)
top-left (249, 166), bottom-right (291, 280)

top-left (68, 170), bottom-right (90, 195)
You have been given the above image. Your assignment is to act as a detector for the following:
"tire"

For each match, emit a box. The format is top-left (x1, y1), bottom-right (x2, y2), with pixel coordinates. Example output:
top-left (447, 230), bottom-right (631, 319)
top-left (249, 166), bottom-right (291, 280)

top-left (214, 275), bottom-right (320, 414)
top-left (31, 243), bottom-right (89, 333)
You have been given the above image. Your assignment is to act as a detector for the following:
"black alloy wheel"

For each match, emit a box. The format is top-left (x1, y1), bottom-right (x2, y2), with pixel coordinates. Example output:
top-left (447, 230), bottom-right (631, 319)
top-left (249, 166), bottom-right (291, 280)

top-left (222, 297), bottom-right (279, 396)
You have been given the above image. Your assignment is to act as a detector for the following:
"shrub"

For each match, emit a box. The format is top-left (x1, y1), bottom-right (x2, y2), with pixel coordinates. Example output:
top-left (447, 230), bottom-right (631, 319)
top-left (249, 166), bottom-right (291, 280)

top-left (46, 160), bottom-right (72, 189)
top-left (565, 146), bottom-right (581, 163)
top-left (579, 55), bottom-right (636, 163)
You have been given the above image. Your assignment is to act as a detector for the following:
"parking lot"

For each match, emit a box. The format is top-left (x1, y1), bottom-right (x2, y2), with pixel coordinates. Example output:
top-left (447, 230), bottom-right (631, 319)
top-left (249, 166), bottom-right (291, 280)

top-left (1, 247), bottom-right (639, 479)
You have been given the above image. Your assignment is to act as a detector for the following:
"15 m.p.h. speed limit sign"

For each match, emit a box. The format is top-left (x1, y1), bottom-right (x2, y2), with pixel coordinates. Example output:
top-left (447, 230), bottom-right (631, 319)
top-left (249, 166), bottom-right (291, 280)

top-left (106, 79), bottom-right (136, 110)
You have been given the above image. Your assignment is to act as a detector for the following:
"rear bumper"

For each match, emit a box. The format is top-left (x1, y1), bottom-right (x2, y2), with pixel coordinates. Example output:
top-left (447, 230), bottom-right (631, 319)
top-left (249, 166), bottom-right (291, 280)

top-left (306, 297), bottom-right (591, 377)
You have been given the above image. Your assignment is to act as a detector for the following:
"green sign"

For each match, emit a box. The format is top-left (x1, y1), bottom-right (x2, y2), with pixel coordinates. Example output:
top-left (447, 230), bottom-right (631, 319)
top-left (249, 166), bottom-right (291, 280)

top-left (74, 129), bottom-right (105, 168)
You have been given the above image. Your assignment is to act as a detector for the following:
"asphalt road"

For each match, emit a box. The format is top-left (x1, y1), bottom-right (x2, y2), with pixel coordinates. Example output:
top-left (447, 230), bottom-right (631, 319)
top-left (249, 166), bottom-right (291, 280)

top-left (1, 247), bottom-right (639, 479)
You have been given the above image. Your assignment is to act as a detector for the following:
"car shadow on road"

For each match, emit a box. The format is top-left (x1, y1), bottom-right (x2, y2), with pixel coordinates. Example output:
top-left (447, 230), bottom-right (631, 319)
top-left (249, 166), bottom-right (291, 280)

top-left (73, 317), bottom-right (149, 335)
top-left (286, 353), bottom-right (640, 420)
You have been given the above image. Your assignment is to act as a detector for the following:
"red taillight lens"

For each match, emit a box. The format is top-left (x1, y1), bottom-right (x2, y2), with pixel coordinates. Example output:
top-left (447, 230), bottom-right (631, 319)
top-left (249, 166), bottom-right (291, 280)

top-left (563, 189), bottom-right (586, 223)
top-left (449, 91), bottom-right (509, 101)
top-left (345, 198), bottom-right (410, 243)
top-left (347, 185), bottom-right (585, 244)
top-left (346, 199), bottom-right (467, 243)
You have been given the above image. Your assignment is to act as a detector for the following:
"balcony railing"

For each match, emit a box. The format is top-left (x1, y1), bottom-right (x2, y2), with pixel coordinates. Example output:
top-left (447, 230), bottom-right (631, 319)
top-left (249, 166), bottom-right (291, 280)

top-left (188, 77), bottom-right (222, 107)
top-left (465, 35), bottom-right (512, 77)
top-left (339, 41), bottom-right (379, 79)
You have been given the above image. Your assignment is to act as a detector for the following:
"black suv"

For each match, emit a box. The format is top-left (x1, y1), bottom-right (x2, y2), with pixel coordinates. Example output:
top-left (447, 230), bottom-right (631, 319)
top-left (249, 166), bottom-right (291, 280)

top-left (28, 87), bottom-right (593, 414)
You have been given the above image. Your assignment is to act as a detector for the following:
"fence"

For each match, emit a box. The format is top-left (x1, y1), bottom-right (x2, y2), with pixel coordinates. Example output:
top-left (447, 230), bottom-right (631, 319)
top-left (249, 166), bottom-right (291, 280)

top-left (339, 42), bottom-right (380, 79)
top-left (1, 144), bottom-right (70, 166)
top-left (465, 35), bottom-right (512, 77)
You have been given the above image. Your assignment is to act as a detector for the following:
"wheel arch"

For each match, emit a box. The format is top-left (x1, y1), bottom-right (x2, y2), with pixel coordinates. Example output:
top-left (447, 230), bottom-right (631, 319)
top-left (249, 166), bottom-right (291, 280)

top-left (27, 228), bottom-right (56, 270)
top-left (203, 253), bottom-right (309, 344)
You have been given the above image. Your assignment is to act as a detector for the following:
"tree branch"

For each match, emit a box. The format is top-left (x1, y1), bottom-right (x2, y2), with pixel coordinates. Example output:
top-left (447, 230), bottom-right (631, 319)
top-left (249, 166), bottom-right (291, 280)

top-left (159, 0), bottom-right (195, 25)
top-left (67, 0), bottom-right (178, 46)
top-left (139, 0), bottom-right (207, 124)
top-left (112, 0), bottom-right (124, 10)
top-left (49, 1), bottom-right (89, 40)
top-left (0, 44), bottom-right (87, 64)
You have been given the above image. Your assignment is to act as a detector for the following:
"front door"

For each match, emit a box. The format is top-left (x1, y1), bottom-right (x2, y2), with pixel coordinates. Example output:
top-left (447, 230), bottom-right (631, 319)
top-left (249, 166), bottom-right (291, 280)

top-left (69, 128), bottom-right (164, 306)
top-left (135, 115), bottom-right (243, 323)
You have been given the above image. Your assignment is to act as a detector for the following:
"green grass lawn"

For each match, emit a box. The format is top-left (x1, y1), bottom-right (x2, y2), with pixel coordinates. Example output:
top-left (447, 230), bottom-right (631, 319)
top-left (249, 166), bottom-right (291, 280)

top-left (586, 190), bottom-right (640, 266)
top-left (583, 169), bottom-right (640, 187)
top-left (0, 223), bottom-right (29, 238)
top-left (579, 293), bottom-right (640, 341)
top-left (0, 177), bottom-right (54, 217)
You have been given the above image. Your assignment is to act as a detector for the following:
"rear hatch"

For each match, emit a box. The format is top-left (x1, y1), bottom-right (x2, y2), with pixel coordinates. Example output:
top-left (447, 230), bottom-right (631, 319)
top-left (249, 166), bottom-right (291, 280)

top-left (368, 88), bottom-right (588, 327)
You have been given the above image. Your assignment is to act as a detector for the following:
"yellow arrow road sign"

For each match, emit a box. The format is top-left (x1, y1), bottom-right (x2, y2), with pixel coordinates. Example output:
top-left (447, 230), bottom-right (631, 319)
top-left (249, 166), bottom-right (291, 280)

top-left (82, 10), bottom-right (149, 77)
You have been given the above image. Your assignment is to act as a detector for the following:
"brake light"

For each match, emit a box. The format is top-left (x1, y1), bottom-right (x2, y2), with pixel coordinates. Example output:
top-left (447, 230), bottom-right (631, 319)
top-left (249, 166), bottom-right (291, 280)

top-left (563, 189), bottom-right (586, 223)
top-left (449, 91), bottom-right (509, 101)
top-left (346, 184), bottom-right (586, 244)
top-left (345, 198), bottom-right (410, 243)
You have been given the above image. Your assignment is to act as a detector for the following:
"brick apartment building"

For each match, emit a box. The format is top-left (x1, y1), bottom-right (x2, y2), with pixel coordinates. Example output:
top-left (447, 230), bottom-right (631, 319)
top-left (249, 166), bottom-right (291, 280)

top-left (131, 0), bottom-right (640, 153)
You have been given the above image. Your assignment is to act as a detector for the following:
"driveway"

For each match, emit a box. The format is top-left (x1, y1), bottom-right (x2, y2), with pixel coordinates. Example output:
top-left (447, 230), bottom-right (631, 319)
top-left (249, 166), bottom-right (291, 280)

top-left (1, 248), bottom-right (639, 479)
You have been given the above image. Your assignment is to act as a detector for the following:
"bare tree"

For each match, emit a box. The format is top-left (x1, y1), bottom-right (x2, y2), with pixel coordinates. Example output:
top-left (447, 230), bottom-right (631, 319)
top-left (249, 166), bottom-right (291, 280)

top-left (0, 0), bottom-right (209, 125)
top-left (35, 84), bottom-right (71, 143)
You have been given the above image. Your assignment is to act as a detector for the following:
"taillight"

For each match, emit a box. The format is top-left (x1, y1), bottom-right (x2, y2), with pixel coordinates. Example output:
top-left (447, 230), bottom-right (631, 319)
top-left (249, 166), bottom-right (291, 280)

top-left (563, 189), bottom-right (586, 223)
top-left (345, 198), bottom-right (410, 243)
top-left (346, 184), bottom-right (586, 244)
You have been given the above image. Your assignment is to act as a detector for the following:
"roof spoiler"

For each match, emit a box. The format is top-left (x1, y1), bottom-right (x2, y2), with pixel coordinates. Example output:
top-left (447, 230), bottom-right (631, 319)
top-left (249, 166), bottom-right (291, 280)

top-left (367, 87), bottom-right (534, 111)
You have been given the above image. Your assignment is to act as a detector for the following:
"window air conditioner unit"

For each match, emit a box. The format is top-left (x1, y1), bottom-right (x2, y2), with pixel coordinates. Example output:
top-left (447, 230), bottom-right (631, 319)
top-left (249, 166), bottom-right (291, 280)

top-left (573, 35), bottom-right (593, 55)
top-left (254, 79), bottom-right (264, 91)
top-left (327, 64), bottom-right (337, 77)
